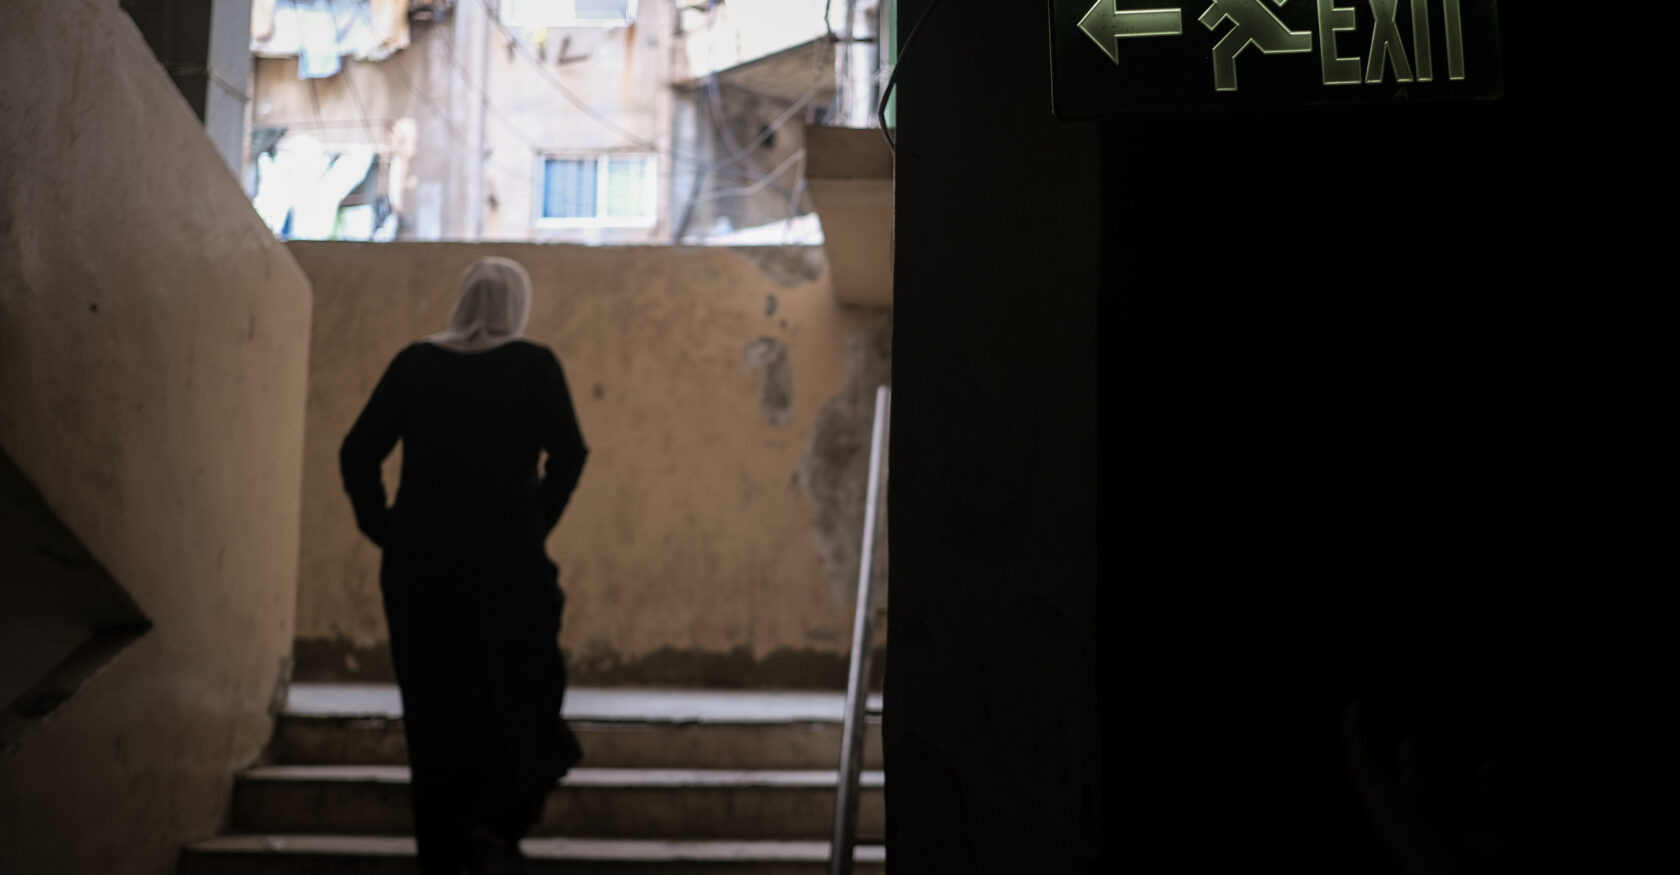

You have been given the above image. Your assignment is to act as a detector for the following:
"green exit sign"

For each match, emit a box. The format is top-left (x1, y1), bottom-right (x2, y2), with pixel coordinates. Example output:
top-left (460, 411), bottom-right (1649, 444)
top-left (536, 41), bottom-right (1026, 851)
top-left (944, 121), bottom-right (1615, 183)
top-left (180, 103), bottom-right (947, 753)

top-left (1049, 0), bottom-right (1502, 116)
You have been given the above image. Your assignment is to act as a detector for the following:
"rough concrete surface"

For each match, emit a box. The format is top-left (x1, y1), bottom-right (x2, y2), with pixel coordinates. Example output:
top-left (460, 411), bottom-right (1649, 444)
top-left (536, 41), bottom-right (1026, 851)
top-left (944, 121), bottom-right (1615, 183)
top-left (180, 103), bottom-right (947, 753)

top-left (290, 242), bottom-right (889, 687)
top-left (0, 1), bottom-right (313, 872)
top-left (796, 315), bottom-right (890, 605)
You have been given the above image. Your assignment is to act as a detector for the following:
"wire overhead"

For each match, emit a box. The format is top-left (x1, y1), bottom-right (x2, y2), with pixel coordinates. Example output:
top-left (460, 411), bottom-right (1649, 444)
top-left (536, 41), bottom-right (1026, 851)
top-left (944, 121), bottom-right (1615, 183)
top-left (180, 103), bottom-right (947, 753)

top-left (878, 0), bottom-right (943, 153)
top-left (337, 0), bottom-right (535, 183)
top-left (427, 10), bottom-right (547, 155)
top-left (477, 0), bottom-right (832, 183)
top-left (273, 1), bottom-right (854, 216)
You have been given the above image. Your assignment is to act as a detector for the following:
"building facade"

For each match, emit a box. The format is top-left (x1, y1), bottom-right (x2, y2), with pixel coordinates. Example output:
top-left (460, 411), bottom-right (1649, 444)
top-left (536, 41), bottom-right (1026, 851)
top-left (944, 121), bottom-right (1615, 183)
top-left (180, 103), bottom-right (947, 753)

top-left (247, 0), bottom-right (885, 244)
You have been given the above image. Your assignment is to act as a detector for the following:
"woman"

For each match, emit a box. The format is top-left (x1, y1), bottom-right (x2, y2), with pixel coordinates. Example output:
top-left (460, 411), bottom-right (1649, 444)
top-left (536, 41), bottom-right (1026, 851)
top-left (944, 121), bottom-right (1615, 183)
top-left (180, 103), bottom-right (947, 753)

top-left (339, 256), bottom-right (587, 874)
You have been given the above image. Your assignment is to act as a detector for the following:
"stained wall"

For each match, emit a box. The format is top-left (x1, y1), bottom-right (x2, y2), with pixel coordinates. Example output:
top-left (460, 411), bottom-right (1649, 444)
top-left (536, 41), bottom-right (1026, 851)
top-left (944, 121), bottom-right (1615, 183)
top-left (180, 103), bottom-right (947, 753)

top-left (0, 1), bottom-right (313, 871)
top-left (289, 241), bottom-right (890, 686)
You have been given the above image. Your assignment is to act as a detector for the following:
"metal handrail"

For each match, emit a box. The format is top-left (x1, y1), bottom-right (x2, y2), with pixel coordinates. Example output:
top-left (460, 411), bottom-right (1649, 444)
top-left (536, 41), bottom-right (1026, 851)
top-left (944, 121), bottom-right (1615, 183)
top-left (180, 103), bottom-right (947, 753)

top-left (828, 384), bottom-right (890, 875)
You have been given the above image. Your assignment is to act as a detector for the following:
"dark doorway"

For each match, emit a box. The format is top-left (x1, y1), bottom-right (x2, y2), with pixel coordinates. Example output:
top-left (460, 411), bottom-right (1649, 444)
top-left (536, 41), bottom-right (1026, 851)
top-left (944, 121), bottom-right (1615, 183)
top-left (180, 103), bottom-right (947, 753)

top-left (886, 1), bottom-right (1672, 872)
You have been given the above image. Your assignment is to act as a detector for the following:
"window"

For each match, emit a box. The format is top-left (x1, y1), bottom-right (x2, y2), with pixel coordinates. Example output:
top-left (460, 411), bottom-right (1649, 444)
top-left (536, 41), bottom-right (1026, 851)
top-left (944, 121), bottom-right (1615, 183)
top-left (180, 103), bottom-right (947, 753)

top-left (499, 0), bottom-right (638, 28)
top-left (539, 154), bottom-right (658, 227)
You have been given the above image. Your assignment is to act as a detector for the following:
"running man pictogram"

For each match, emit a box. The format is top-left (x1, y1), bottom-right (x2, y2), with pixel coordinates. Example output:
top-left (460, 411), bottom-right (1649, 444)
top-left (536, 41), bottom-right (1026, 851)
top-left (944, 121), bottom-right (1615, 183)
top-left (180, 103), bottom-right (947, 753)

top-left (1199, 0), bottom-right (1313, 91)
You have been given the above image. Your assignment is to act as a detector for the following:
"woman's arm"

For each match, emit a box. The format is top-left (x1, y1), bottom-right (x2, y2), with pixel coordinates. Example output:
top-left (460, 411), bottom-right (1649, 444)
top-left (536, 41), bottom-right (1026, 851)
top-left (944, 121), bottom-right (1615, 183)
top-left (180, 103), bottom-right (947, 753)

top-left (539, 351), bottom-right (588, 535)
top-left (339, 350), bottom-right (408, 547)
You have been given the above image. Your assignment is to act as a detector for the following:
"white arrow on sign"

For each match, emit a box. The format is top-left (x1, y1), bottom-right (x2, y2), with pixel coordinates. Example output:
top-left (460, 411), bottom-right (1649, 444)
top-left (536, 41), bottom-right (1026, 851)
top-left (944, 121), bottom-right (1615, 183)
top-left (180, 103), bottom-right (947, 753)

top-left (1078, 1), bottom-right (1184, 64)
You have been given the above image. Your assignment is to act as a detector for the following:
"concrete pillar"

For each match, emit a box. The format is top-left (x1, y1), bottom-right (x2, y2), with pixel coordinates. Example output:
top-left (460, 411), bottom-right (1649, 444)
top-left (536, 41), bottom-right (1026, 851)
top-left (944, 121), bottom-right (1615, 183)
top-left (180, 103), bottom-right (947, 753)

top-left (885, 0), bottom-right (1101, 871)
top-left (121, 0), bottom-right (253, 177)
top-left (885, 3), bottom-right (1673, 873)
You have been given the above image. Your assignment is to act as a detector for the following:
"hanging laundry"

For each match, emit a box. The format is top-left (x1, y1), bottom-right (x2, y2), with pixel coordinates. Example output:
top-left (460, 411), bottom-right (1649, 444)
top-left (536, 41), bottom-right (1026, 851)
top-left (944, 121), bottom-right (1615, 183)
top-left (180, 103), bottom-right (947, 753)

top-left (369, 0), bottom-right (412, 57)
top-left (251, 0), bottom-right (278, 42)
top-left (294, 0), bottom-right (343, 79)
top-left (290, 146), bottom-right (376, 238)
top-left (256, 1), bottom-right (408, 65)
top-left (252, 134), bottom-right (333, 234)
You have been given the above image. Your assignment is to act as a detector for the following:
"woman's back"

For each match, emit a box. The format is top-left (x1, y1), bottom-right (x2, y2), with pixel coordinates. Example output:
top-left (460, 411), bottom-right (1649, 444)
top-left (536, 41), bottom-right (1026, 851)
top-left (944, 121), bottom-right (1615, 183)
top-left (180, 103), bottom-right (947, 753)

top-left (395, 341), bottom-right (551, 508)
top-left (340, 339), bottom-right (587, 564)
top-left (338, 255), bottom-right (587, 875)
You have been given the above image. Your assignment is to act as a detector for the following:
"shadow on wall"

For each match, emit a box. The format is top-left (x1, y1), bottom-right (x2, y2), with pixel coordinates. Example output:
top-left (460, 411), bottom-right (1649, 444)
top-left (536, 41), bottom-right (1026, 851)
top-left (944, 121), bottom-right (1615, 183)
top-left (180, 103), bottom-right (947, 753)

top-left (0, 449), bottom-right (152, 758)
top-left (796, 315), bottom-right (891, 607)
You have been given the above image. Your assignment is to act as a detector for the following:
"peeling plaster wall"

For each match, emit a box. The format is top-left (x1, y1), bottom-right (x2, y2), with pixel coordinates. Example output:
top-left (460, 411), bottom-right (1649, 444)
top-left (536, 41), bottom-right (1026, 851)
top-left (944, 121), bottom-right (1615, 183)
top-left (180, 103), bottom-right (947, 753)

top-left (290, 242), bottom-right (889, 686)
top-left (798, 316), bottom-right (890, 605)
top-left (0, 1), bottom-right (313, 872)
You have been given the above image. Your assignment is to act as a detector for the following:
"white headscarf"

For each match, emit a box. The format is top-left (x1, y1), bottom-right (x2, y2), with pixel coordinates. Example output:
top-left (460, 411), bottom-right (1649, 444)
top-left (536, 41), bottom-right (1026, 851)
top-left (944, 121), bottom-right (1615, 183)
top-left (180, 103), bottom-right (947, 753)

top-left (426, 256), bottom-right (533, 353)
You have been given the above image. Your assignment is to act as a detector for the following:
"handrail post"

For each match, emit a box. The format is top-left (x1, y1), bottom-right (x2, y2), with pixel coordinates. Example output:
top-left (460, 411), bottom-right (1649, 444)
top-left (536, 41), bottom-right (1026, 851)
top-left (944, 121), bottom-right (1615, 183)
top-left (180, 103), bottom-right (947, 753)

top-left (829, 384), bottom-right (890, 875)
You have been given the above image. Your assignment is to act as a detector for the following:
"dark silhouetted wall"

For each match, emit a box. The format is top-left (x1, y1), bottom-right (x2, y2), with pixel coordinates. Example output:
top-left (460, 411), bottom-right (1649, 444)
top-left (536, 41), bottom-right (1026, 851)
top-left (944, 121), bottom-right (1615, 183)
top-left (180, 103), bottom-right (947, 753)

top-left (0, 2), bottom-right (312, 872)
top-left (885, 0), bottom-right (1102, 871)
top-left (886, 2), bottom-right (1669, 873)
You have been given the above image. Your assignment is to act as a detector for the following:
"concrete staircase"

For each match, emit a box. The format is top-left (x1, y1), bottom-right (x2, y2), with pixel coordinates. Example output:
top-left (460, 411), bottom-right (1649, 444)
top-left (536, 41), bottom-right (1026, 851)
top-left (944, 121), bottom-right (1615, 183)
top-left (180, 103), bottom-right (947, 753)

top-left (180, 685), bottom-right (885, 874)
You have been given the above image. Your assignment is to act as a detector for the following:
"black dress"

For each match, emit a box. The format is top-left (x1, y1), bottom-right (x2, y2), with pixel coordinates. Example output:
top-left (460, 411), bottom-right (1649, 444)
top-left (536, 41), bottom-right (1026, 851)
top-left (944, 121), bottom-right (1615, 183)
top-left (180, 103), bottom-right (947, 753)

top-left (339, 339), bottom-right (588, 874)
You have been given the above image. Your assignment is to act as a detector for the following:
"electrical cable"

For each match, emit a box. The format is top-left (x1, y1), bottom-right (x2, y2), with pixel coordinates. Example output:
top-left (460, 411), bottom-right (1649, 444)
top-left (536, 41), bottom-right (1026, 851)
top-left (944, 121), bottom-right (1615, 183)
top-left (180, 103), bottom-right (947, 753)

top-left (286, 1), bottom-right (838, 227)
top-left (877, 0), bottom-right (943, 153)
top-left (706, 74), bottom-right (745, 157)
top-left (722, 72), bottom-right (825, 166)
top-left (288, 0), bottom-right (829, 193)
top-left (828, 0), bottom-right (858, 124)
top-left (702, 74), bottom-right (799, 199)
top-left (336, 48), bottom-right (383, 153)
top-left (478, 0), bottom-right (830, 185)
top-left (289, 0), bottom-right (378, 151)
top-left (346, 0), bottom-right (812, 234)
top-left (425, 9), bottom-right (547, 155)
top-left (354, 0), bottom-right (759, 198)
top-left (782, 173), bottom-right (809, 240)
top-left (337, 2), bottom-right (535, 183)
top-left (383, 60), bottom-right (535, 184)
top-left (694, 148), bottom-right (806, 204)
top-left (478, 0), bottom-right (687, 155)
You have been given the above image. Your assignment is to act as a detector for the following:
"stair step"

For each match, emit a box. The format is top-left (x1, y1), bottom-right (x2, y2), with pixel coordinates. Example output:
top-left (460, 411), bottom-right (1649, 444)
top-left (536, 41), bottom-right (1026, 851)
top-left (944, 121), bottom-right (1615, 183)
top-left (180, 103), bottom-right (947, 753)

top-left (274, 715), bottom-right (885, 771)
top-left (286, 686), bottom-right (885, 721)
top-left (275, 685), bottom-right (884, 770)
top-left (234, 766), bottom-right (886, 842)
top-left (180, 835), bottom-right (886, 875)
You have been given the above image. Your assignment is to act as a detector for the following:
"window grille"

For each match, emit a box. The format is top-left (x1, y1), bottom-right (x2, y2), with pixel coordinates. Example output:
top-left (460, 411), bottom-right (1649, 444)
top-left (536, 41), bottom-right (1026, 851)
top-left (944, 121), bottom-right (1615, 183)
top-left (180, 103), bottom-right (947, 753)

top-left (539, 154), bottom-right (657, 227)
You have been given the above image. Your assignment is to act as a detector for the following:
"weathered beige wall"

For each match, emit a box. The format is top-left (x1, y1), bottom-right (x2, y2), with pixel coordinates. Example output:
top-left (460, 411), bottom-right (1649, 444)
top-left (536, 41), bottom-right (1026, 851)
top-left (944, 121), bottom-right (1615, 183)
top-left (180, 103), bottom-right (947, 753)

top-left (291, 242), bottom-right (888, 687)
top-left (0, 1), bottom-right (313, 872)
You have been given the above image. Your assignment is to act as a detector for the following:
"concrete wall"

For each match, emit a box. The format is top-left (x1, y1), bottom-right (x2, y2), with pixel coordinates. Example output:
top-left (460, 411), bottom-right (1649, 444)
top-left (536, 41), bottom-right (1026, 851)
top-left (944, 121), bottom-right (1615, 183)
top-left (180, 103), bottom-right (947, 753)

top-left (0, 1), bottom-right (312, 873)
top-left (121, 0), bottom-right (253, 175)
top-left (883, 0), bottom-right (1101, 870)
top-left (289, 242), bottom-right (889, 687)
